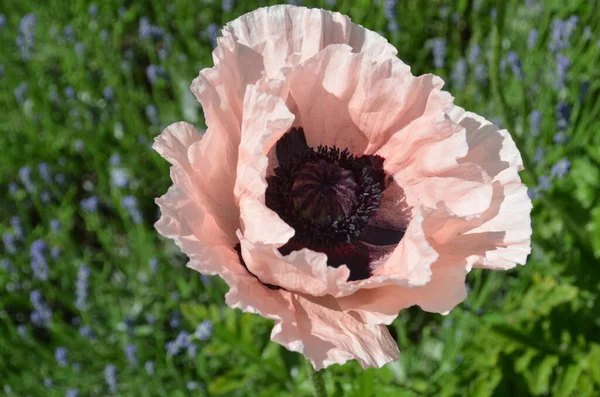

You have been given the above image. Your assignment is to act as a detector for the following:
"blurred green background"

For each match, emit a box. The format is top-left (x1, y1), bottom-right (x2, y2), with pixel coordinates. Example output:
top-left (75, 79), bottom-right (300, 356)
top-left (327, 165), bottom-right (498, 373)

top-left (1, 0), bottom-right (599, 396)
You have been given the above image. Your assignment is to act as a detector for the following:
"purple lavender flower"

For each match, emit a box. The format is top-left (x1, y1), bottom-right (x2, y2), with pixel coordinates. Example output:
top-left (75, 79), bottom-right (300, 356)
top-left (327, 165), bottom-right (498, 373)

top-left (75, 264), bottom-right (90, 311)
top-left (144, 361), bottom-right (155, 375)
top-left (451, 58), bottom-right (467, 89)
top-left (555, 54), bottom-right (570, 90)
top-left (38, 162), bottom-right (51, 183)
top-left (10, 217), bottom-right (23, 240)
top-left (66, 389), bottom-right (79, 397)
top-left (109, 154), bottom-right (121, 166)
top-left (0, 14), bottom-right (5, 29)
top-left (549, 16), bottom-right (578, 52)
top-left (81, 196), bottom-right (98, 213)
top-left (63, 25), bottom-right (74, 42)
top-left (169, 310), bottom-right (180, 328)
top-left (146, 65), bottom-right (167, 85)
top-left (3, 233), bottom-right (16, 255)
top-left (556, 102), bottom-right (570, 130)
top-left (88, 4), bottom-right (98, 18)
top-left (79, 325), bottom-right (94, 338)
top-left (529, 110), bottom-right (542, 137)
top-left (139, 17), bottom-right (163, 40)
top-left (474, 64), bottom-right (487, 85)
top-left (187, 382), bottom-right (200, 391)
top-left (51, 246), bottom-right (61, 260)
top-left (104, 364), bottom-right (117, 394)
top-left (206, 23), bottom-right (219, 46)
top-left (64, 86), bottom-right (76, 100)
top-left (384, 0), bottom-right (398, 32)
top-left (125, 344), bottom-right (138, 368)
top-left (553, 131), bottom-right (568, 144)
top-left (100, 29), bottom-right (109, 42)
top-left (222, 0), bottom-right (234, 12)
top-left (17, 14), bottom-right (36, 60)
top-left (122, 196), bottom-right (143, 224)
top-left (50, 219), bottom-right (61, 234)
top-left (103, 87), bottom-right (114, 102)
top-left (467, 44), bottom-right (480, 65)
top-left (55, 347), bottom-right (69, 367)
top-left (149, 257), bottom-right (159, 273)
top-left (110, 168), bottom-right (129, 188)
top-left (75, 42), bottom-right (85, 58)
top-left (30, 290), bottom-right (52, 327)
top-left (506, 51), bottom-right (524, 80)
top-left (41, 191), bottom-right (51, 203)
top-left (146, 105), bottom-right (158, 125)
top-left (30, 239), bottom-right (49, 280)
top-left (527, 29), bottom-right (538, 49)
top-left (19, 166), bottom-right (35, 193)
top-left (1, 259), bottom-right (11, 272)
top-left (538, 175), bottom-right (551, 191)
top-left (431, 38), bottom-right (447, 69)
top-left (74, 139), bottom-right (85, 152)
top-left (44, 378), bottom-right (53, 388)
top-left (14, 82), bottom-right (29, 105)
top-left (551, 158), bottom-right (570, 178)
top-left (194, 320), bottom-right (213, 341)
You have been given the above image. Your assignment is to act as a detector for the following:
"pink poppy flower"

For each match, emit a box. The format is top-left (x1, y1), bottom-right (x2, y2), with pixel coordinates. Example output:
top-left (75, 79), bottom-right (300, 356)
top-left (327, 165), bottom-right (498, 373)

top-left (153, 5), bottom-right (532, 369)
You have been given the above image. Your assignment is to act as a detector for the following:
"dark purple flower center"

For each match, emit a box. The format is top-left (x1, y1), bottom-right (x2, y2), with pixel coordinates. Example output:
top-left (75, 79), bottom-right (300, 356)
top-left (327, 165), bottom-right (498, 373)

top-left (264, 127), bottom-right (405, 281)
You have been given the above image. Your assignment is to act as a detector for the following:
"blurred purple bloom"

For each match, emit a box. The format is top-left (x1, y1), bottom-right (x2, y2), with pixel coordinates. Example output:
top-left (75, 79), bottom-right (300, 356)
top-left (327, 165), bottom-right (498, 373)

top-left (74, 139), bottom-right (85, 152)
top-left (14, 82), bottom-right (29, 105)
top-left (104, 365), bottom-right (117, 394)
top-left (63, 25), bottom-right (75, 42)
top-left (100, 29), bottom-right (109, 42)
top-left (384, 0), bottom-right (398, 32)
top-left (506, 51), bottom-right (524, 80)
top-left (556, 102), bottom-right (570, 130)
top-left (109, 154), bottom-right (121, 166)
top-left (549, 16), bottom-right (578, 52)
top-left (75, 264), bottom-right (90, 311)
top-left (81, 196), bottom-right (98, 213)
top-left (50, 219), bottom-right (61, 234)
top-left (538, 175), bottom-right (551, 191)
top-left (19, 166), bottom-right (35, 193)
top-left (79, 325), bottom-right (94, 338)
top-left (169, 310), bottom-right (180, 328)
top-left (195, 320), bottom-right (213, 341)
top-left (187, 382), bottom-right (200, 390)
top-left (551, 158), bottom-right (570, 178)
top-left (41, 191), bottom-right (51, 203)
top-left (533, 148), bottom-right (544, 165)
top-left (64, 86), bottom-right (76, 100)
top-left (3, 233), bottom-right (16, 254)
top-left (139, 17), bottom-right (163, 40)
top-left (103, 87), bottom-right (115, 102)
top-left (431, 38), bottom-right (447, 68)
top-left (88, 4), bottom-right (98, 18)
top-left (0, 14), bottom-right (5, 29)
top-left (149, 257), bottom-right (159, 273)
top-left (30, 290), bottom-right (52, 327)
top-left (206, 23), bottom-right (219, 46)
top-left (30, 239), bottom-right (49, 280)
top-left (125, 344), bottom-right (138, 368)
top-left (146, 104), bottom-right (159, 124)
top-left (55, 347), bottom-right (69, 367)
top-left (38, 162), bottom-right (51, 183)
top-left (17, 14), bottom-right (36, 60)
top-left (451, 57), bottom-right (467, 89)
top-left (474, 64), bottom-right (487, 85)
top-left (1, 259), bottom-right (11, 272)
top-left (527, 29), bottom-right (538, 49)
top-left (66, 389), bottom-right (79, 397)
top-left (555, 54), bottom-right (570, 90)
top-left (146, 65), bottom-right (167, 85)
top-left (11, 217), bottom-right (23, 240)
top-left (467, 44), bottom-right (480, 65)
top-left (553, 131), bottom-right (568, 144)
top-left (122, 195), bottom-right (143, 224)
top-left (222, 0), bottom-right (234, 12)
top-left (75, 42), bottom-right (85, 58)
top-left (110, 168), bottom-right (129, 188)
top-left (51, 246), bottom-right (61, 260)
top-left (144, 361), bottom-right (155, 375)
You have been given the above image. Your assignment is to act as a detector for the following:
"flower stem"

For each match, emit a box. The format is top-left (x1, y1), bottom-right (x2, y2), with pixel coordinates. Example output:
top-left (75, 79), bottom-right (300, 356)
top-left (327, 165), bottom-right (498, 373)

top-left (305, 359), bottom-right (327, 397)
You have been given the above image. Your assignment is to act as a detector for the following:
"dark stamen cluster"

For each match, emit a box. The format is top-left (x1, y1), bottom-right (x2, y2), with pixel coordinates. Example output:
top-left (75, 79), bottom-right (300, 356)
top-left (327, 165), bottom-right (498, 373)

top-left (266, 128), bottom-right (386, 249)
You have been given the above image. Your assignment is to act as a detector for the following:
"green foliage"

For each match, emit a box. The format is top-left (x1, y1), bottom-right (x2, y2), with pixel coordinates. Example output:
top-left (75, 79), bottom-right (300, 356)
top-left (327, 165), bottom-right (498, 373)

top-left (1, 0), bottom-right (599, 396)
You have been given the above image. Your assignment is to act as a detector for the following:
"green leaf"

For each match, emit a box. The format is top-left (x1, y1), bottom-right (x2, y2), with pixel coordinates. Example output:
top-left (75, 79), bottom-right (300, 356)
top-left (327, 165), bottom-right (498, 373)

top-left (588, 343), bottom-right (600, 386)
top-left (554, 363), bottom-right (583, 397)
top-left (530, 355), bottom-right (559, 395)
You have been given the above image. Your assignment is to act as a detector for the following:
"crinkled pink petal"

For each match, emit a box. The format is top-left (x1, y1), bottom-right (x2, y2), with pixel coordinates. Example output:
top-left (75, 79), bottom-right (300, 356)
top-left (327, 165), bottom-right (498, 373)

top-left (223, 5), bottom-right (398, 78)
top-left (153, 123), bottom-right (239, 276)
